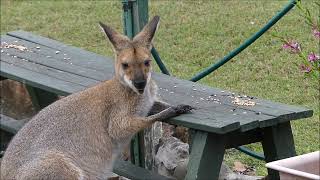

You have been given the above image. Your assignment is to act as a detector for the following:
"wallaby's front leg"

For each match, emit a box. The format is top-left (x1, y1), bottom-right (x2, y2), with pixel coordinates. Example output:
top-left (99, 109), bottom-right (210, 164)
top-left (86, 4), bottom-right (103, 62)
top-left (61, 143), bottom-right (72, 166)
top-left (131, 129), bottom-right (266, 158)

top-left (146, 104), bottom-right (193, 122)
top-left (148, 100), bottom-right (171, 115)
top-left (110, 105), bottom-right (193, 139)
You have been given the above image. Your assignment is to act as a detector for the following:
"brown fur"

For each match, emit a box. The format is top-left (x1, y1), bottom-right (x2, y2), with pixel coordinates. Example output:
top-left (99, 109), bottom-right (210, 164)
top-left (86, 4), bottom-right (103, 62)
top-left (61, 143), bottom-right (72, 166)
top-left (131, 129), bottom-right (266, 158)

top-left (1, 16), bottom-right (192, 179)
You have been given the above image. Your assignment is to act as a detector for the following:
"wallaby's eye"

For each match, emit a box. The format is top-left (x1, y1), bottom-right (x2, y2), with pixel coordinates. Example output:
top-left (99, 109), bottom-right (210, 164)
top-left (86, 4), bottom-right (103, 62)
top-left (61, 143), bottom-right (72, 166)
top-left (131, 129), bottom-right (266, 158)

top-left (144, 60), bottom-right (151, 67)
top-left (122, 63), bottom-right (129, 69)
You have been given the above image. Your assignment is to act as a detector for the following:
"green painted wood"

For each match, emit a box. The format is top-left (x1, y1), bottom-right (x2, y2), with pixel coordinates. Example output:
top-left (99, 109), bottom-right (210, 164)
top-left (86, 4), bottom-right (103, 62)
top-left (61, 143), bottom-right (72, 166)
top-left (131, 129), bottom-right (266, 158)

top-left (224, 129), bottom-right (263, 149)
top-left (0, 114), bottom-right (28, 134)
top-left (2, 35), bottom-right (114, 72)
top-left (1, 32), bottom-right (313, 134)
top-left (186, 131), bottom-right (226, 180)
top-left (25, 86), bottom-right (59, 110)
top-left (113, 160), bottom-right (174, 180)
top-left (261, 122), bottom-right (296, 179)
top-left (5, 31), bottom-right (312, 120)
top-left (1, 53), bottom-right (100, 87)
top-left (0, 61), bottom-right (85, 96)
top-left (1, 39), bottom-right (110, 82)
top-left (0, 76), bottom-right (7, 80)
top-left (6, 31), bottom-right (114, 72)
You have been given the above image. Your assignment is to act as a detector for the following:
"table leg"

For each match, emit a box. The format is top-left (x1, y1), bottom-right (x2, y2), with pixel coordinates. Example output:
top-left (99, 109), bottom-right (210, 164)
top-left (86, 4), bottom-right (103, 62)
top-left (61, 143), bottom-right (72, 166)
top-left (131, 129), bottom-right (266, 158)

top-left (262, 122), bottom-right (296, 180)
top-left (26, 86), bottom-right (58, 110)
top-left (185, 131), bottom-right (226, 180)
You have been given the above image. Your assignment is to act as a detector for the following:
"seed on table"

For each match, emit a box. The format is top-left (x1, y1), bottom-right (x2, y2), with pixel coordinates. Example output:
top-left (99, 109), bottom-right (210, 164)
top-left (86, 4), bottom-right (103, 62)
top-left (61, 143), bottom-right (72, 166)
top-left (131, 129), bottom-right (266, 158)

top-left (6, 53), bottom-right (10, 56)
top-left (191, 95), bottom-right (194, 98)
top-left (256, 112), bottom-right (261, 115)
top-left (46, 56), bottom-right (51, 58)
top-left (193, 88), bottom-right (197, 91)
top-left (64, 54), bottom-right (67, 56)
top-left (63, 57), bottom-right (67, 60)
top-left (36, 46), bottom-right (40, 49)
top-left (195, 101), bottom-right (199, 104)
top-left (55, 51), bottom-right (60, 54)
top-left (221, 91), bottom-right (225, 93)
top-left (1, 50), bottom-right (3, 53)
top-left (200, 98), bottom-right (204, 101)
top-left (70, 62), bottom-right (73, 65)
top-left (165, 89), bottom-right (169, 92)
top-left (192, 85), bottom-right (195, 87)
top-left (170, 91), bottom-right (174, 94)
top-left (243, 111), bottom-right (247, 114)
top-left (14, 40), bottom-right (18, 43)
top-left (173, 85), bottom-right (177, 88)
top-left (13, 55), bottom-right (17, 58)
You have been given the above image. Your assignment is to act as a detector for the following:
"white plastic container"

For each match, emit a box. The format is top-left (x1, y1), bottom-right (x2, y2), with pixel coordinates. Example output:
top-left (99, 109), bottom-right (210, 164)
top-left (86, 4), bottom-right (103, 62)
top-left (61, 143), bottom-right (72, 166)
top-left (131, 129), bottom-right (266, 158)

top-left (266, 151), bottom-right (320, 180)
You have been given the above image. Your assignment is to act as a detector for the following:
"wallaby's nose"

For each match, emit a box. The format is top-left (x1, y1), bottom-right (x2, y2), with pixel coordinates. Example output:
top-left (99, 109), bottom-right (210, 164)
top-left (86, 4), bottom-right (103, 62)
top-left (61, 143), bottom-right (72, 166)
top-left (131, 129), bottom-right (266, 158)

top-left (133, 79), bottom-right (146, 93)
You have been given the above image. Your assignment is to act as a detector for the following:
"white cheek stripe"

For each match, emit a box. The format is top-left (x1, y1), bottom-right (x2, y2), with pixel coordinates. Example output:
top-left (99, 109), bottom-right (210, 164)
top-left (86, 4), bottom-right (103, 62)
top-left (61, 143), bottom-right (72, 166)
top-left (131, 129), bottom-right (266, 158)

top-left (124, 75), bottom-right (139, 94)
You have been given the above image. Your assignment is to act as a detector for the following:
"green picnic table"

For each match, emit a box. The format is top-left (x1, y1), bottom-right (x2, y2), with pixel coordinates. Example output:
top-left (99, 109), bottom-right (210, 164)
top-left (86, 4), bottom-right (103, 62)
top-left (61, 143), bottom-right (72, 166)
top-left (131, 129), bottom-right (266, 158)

top-left (0, 31), bottom-right (313, 180)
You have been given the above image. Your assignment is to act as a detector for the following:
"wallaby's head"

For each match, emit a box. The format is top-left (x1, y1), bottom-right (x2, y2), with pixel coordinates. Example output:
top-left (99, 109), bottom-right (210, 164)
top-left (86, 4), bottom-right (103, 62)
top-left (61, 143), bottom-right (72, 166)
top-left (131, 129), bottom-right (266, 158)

top-left (99, 16), bottom-right (160, 94)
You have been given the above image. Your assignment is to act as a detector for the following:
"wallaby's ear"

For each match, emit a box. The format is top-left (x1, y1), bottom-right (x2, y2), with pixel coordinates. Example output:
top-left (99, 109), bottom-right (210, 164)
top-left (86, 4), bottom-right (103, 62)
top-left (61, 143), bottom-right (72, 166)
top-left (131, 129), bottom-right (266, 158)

top-left (99, 22), bottom-right (130, 51)
top-left (133, 16), bottom-right (160, 49)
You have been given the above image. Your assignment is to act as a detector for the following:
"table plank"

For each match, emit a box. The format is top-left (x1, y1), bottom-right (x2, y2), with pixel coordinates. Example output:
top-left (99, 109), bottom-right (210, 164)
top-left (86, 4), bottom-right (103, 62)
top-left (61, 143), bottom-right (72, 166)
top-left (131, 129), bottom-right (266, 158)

top-left (7, 31), bottom-right (113, 72)
top-left (6, 31), bottom-right (313, 121)
top-left (1, 31), bottom-right (313, 134)
top-left (1, 53), bottom-right (99, 87)
top-left (1, 36), bottom-right (111, 81)
top-left (0, 61), bottom-right (85, 96)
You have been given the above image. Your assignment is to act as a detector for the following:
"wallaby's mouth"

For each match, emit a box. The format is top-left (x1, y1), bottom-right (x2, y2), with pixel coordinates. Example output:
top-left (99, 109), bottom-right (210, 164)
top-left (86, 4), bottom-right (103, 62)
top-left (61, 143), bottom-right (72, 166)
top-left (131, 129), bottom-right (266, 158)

top-left (133, 79), bottom-right (146, 94)
top-left (138, 89), bottom-right (144, 94)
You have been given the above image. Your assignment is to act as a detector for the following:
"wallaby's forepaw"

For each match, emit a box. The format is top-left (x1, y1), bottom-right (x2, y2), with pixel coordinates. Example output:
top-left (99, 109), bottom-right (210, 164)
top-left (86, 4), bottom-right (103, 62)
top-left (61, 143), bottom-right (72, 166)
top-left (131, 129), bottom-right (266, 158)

top-left (174, 104), bottom-right (194, 114)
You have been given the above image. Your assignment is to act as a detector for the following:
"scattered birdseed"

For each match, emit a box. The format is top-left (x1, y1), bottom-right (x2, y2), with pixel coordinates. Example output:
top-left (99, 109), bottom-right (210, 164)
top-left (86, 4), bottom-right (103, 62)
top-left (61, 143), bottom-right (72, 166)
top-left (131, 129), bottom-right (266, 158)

top-left (46, 56), bottom-right (51, 58)
top-left (221, 91), bottom-right (225, 93)
top-left (1, 43), bottom-right (28, 51)
top-left (55, 51), bottom-right (60, 54)
top-left (63, 57), bottom-right (67, 60)
top-left (67, 58), bottom-right (71, 60)
top-left (1, 50), bottom-right (3, 53)
top-left (64, 54), bottom-right (67, 56)
top-left (13, 56), bottom-right (17, 58)
top-left (256, 112), bottom-right (262, 115)
top-left (191, 95), bottom-right (194, 98)
top-left (173, 85), bottom-right (177, 88)
top-left (192, 85), bottom-right (195, 87)
top-left (233, 113), bottom-right (237, 115)
top-left (14, 40), bottom-right (18, 43)
top-left (170, 91), bottom-right (174, 94)
top-left (200, 98), bottom-right (204, 101)
top-left (192, 88), bottom-right (197, 91)
top-left (36, 46), bottom-right (40, 49)
top-left (232, 97), bottom-right (256, 106)
top-left (70, 62), bottom-right (73, 65)
top-left (195, 101), bottom-right (199, 104)
top-left (165, 89), bottom-right (169, 92)
top-left (243, 111), bottom-right (247, 114)
top-left (202, 88), bottom-right (206, 91)
top-left (6, 53), bottom-right (10, 56)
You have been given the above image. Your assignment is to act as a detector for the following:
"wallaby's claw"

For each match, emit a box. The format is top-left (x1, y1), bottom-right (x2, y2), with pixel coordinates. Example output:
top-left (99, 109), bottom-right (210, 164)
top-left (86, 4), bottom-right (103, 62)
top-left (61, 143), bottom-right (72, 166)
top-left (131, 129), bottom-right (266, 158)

top-left (174, 104), bottom-right (194, 114)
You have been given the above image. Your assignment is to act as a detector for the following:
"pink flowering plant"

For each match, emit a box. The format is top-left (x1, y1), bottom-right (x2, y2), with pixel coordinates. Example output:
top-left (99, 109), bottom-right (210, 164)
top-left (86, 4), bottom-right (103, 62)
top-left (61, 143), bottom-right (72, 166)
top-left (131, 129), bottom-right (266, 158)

top-left (272, 1), bottom-right (319, 80)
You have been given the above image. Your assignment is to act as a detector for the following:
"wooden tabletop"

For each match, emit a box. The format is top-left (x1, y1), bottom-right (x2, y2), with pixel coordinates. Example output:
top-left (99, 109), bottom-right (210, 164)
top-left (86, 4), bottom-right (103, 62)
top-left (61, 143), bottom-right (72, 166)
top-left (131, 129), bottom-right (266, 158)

top-left (0, 31), bottom-right (313, 134)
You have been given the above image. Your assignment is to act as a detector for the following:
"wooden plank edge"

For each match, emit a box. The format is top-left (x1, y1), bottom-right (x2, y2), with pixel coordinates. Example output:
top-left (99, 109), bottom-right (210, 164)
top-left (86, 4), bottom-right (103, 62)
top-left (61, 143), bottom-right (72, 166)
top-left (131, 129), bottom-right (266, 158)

top-left (113, 160), bottom-right (175, 180)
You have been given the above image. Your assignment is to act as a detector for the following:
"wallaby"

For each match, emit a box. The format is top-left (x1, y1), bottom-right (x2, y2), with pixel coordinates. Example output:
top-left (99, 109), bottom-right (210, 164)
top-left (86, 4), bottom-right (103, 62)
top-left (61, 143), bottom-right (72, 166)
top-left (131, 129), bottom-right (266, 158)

top-left (1, 16), bottom-right (192, 180)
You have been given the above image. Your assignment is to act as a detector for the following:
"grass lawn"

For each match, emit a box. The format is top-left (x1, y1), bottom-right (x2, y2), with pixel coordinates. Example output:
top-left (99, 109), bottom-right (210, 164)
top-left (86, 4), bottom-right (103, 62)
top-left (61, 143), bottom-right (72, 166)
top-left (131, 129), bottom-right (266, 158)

top-left (1, 0), bottom-right (319, 176)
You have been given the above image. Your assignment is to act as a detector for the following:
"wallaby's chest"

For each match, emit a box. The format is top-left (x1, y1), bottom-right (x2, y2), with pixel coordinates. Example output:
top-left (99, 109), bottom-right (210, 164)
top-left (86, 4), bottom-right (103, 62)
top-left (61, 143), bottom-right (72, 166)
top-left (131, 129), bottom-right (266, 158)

top-left (134, 86), bottom-right (157, 117)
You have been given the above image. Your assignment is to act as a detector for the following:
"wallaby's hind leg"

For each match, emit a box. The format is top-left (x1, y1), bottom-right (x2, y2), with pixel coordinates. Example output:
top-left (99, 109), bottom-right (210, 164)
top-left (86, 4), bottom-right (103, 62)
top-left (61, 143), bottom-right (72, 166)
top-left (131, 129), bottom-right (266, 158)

top-left (16, 151), bottom-right (84, 180)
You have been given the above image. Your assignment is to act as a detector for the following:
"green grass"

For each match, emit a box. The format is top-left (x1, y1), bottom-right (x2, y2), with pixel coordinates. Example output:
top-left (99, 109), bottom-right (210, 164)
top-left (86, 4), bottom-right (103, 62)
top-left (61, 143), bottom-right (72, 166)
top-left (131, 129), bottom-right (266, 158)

top-left (1, 0), bottom-right (319, 176)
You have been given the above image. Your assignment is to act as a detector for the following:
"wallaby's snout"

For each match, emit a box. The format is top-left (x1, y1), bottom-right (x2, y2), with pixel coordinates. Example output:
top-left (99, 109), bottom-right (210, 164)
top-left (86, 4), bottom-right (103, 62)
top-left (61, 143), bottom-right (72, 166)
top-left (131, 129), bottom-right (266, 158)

top-left (133, 79), bottom-right (146, 93)
top-left (100, 16), bottom-right (159, 94)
